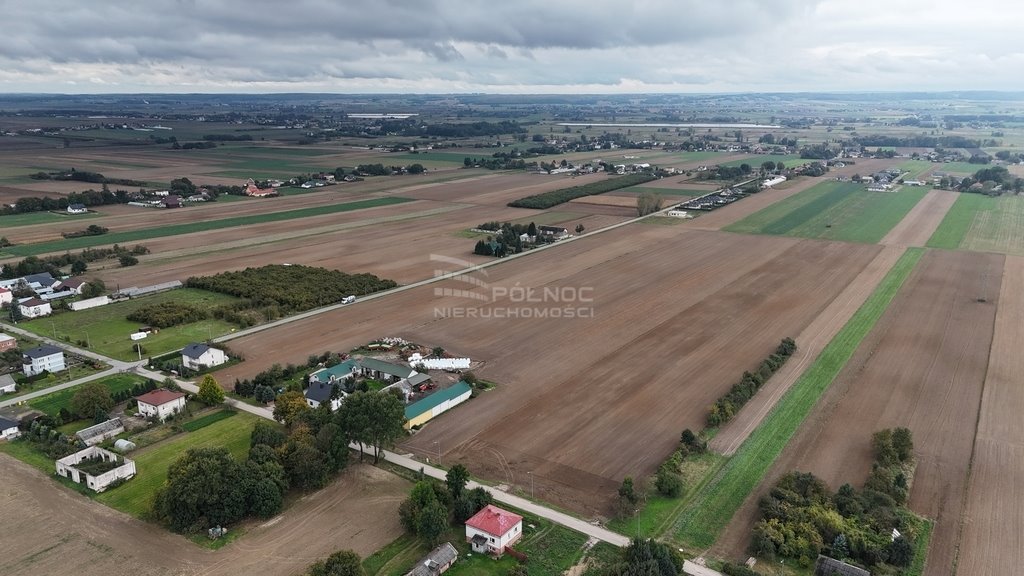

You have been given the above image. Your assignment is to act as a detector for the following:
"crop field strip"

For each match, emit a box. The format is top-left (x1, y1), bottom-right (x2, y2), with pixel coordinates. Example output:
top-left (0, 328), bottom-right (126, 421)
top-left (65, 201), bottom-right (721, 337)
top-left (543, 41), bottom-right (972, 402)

top-left (670, 247), bottom-right (923, 549)
top-left (724, 180), bottom-right (928, 243)
top-left (2, 196), bottom-right (414, 257)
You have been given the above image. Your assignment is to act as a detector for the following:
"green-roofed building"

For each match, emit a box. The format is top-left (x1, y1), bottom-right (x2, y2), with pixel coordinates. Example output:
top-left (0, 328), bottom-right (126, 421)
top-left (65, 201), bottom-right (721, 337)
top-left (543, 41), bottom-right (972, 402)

top-left (405, 381), bottom-right (472, 429)
top-left (358, 357), bottom-right (415, 382)
top-left (308, 359), bottom-right (358, 385)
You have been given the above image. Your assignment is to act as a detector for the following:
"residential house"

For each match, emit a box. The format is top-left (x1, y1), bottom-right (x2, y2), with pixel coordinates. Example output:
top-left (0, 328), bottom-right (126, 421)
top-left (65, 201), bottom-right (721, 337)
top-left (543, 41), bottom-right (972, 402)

top-left (0, 332), bottom-right (16, 352)
top-left (162, 195), bottom-right (182, 208)
top-left (135, 389), bottom-right (187, 421)
top-left (308, 359), bottom-right (358, 385)
top-left (465, 505), bottom-right (523, 556)
top-left (245, 178), bottom-right (277, 197)
top-left (405, 542), bottom-right (458, 576)
top-left (23, 344), bottom-right (65, 377)
top-left (304, 380), bottom-right (346, 411)
top-left (537, 226), bottom-right (569, 240)
top-left (181, 343), bottom-right (228, 371)
top-left (0, 373), bottom-right (16, 394)
top-left (18, 298), bottom-right (52, 318)
top-left (55, 277), bottom-right (89, 295)
top-left (358, 357), bottom-right (416, 383)
top-left (0, 416), bottom-right (19, 440)
top-left (24, 272), bottom-right (59, 291)
top-left (66, 203), bottom-right (88, 214)
top-left (0, 286), bottom-right (13, 306)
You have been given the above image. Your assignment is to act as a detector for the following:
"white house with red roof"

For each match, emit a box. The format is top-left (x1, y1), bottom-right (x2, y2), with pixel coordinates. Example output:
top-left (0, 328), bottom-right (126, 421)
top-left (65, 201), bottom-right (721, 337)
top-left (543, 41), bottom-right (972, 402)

top-left (136, 388), bottom-right (187, 421)
top-left (464, 505), bottom-right (523, 556)
top-left (0, 286), bottom-right (12, 306)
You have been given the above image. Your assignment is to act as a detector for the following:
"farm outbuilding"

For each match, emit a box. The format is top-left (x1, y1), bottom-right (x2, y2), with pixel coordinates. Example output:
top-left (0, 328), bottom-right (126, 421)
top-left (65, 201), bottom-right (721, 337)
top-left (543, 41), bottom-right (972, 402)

top-left (814, 556), bottom-right (870, 576)
top-left (69, 295), bottom-right (110, 311)
top-left (76, 418), bottom-right (125, 447)
top-left (405, 381), bottom-right (472, 429)
top-left (56, 446), bottom-right (136, 492)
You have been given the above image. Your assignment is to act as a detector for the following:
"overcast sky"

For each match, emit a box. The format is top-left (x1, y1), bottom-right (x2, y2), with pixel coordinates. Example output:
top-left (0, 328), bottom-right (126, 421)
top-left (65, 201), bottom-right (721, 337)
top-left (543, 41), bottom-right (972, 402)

top-left (2, 0), bottom-right (1022, 94)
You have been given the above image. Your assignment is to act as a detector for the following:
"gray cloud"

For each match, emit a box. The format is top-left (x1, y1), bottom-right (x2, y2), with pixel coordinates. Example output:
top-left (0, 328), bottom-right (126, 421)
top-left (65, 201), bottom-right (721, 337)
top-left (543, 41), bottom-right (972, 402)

top-left (1, 0), bottom-right (1023, 92)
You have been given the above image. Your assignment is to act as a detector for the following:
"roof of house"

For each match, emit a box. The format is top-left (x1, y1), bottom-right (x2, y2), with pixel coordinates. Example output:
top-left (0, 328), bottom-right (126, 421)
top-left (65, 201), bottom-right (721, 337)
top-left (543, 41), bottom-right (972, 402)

top-left (465, 505), bottom-right (522, 537)
top-left (0, 333), bottom-right (14, 341)
top-left (814, 556), bottom-right (870, 576)
top-left (538, 225), bottom-right (568, 233)
top-left (23, 344), bottom-right (63, 359)
top-left (406, 542), bottom-right (458, 576)
top-left (24, 273), bottom-right (56, 286)
top-left (181, 343), bottom-right (210, 359)
top-left (136, 388), bottom-right (187, 407)
top-left (20, 297), bottom-right (48, 308)
top-left (406, 381), bottom-right (472, 420)
top-left (69, 203), bottom-right (86, 209)
top-left (305, 380), bottom-right (343, 403)
top-left (360, 357), bottom-right (415, 379)
top-left (310, 359), bottom-right (358, 382)
top-left (57, 277), bottom-right (88, 290)
top-left (0, 416), bottom-right (17, 431)
top-left (0, 287), bottom-right (10, 294)
top-left (0, 373), bottom-right (15, 387)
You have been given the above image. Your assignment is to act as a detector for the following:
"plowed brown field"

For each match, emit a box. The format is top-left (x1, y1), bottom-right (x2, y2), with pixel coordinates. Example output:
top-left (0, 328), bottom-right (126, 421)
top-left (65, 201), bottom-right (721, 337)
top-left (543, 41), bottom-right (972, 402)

top-left (957, 255), bottom-right (1024, 576)
top-left (713, 250), bottom-right (1002, 576)
top-left (217, 226), bottom-right (879, 515)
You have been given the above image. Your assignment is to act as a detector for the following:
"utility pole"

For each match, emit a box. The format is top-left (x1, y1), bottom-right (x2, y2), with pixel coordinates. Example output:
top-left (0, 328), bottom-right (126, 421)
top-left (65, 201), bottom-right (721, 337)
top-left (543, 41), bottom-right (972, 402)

top-left (528, 471), bottom-right (534, 499)
top-left (433, 440), bottom-right (441, 467)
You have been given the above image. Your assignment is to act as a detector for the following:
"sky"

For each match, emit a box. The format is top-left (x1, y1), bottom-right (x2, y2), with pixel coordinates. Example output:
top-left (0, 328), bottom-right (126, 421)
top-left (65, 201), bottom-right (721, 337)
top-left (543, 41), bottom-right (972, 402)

top-left (1, 0), bottom-right (1022, 94)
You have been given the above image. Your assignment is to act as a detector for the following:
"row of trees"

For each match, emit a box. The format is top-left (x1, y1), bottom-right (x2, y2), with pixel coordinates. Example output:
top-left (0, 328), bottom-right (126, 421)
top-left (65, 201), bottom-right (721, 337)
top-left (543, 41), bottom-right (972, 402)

top-left (707, 338), bottom-right (797, 427)
top-left (508, 173), bottom-right (657, 209)
top-left (28, 168), bottom-right (144, 187)
top-left (399, 465), bottom-right (494, 547)
top-left (61, 224), bottom-right (109, 239)
top-left (126, 302), bottom-right (210, 328)
top-left (186, 265), bottom-right (397, 316)
top-left (1, 187), bottom-right (132, 216)
top-left (0, 244), bottom-right (148, 280)
top-left (750, 428), bottom-right (917, 568)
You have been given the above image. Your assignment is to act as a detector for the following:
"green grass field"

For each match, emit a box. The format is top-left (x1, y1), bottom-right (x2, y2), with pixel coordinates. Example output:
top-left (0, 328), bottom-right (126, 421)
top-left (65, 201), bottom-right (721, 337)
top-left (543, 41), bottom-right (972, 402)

top-left (718, 154), bottom-right (802, 168)
top-left (676, 151), bottom-right (728, 162)
top-left (399, 152), bottom-right (472, 164)
top-left (927, 194), bottom-right (1024, 255)
top-left (627, 185), bottom-right (705, 196)
top-left (896, 160), bottom-right (937, 179)
top-left (671, 248), bottom-right (924, 549)
top-left (18, 288), bottom-right (239, 361)
top-left (0, 211), bottom-right (100, 228)
top-left (28, 373), bottom-right (147, 416)
top-left (6, 196), bottom-right (414, 256)
top-left (934, 161), bottom-right (985, 175)
top-left (95, 411), bottom-right (260, 518)
top-left (181, 409), bottom-right (237, 432)
top-left (725, 180), bottom-right (927, 243)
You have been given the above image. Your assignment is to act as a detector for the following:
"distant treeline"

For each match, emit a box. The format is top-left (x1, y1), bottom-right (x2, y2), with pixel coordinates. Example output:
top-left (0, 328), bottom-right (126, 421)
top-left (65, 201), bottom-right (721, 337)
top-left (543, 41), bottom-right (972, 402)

top-left (202, 134), bottom-right (254, 141)
top-left (373, 119), bottom-right (527, 138)
top-left (0, 244), bottom-right (149, 279)
top-left (852, 135), bottom-right (981, 148)
top-left (29, 169), bottom-right (144, 187)
top-left (508, 173), bottom-right (656, 209)
top-left (1, 188), bottom-right (131, 216)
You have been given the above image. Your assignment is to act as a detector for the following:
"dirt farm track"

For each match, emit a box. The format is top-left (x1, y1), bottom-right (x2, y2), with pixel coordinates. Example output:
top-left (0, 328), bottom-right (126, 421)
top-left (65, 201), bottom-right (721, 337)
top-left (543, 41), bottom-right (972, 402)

top-left (216, 224), bottom-right (881, 515)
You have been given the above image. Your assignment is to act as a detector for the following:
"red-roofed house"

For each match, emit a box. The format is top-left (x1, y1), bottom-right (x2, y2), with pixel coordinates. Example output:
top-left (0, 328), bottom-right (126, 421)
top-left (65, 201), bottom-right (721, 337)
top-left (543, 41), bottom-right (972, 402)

top-left (464, 505), bottom-right (523, 556)
top-left (136, 389), bottom-right (187, 421)
top-left (0, 287), bottom-right (12, 306)
top-left (245, 178), bottom-right (277, 197)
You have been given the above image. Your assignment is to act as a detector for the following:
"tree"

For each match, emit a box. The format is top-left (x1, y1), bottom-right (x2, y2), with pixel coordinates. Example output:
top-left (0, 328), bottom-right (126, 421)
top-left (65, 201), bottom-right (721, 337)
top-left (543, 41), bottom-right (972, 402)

top-left (637, 192), bottom-right (663, 216)
top-left (417, 500), bottom-right (449, 547)
top-left (71, 381), bottom-right (114, 419)
top-left (308, 550), bottom-right (366, 576)
top-left (273, 390), bottom-right (311, 426)
top-left (575, 223), bottom-right (585, 234)
top-left (655, 466), bottom-right (683, 497)
top-left (831, 533), bottom-right (849, 560)
top-left (255, 385), bottom-right (277, 404)
top-left (154, 447), bottom-right (247, 532)
top-left (608, 539), bottom-right (682, 576)
top-left (81, 278), bottom-right (106, 298)
top-left (446, 464), bottom-right (470, 500)
top-left (280, 434), bottom-right (330, 491)
top-left (617, 476), bottom-right (639, 516)
top-left (119, 254), bottom-right (139, 267)
top-left (891, 427), bottom-right (913, 462)
top-left (197, 374), bottom-right (225, 405)
top-left (70, 260), bottom-right (87, 275)
top-left (9, 304), bottom-right (23, 322)
top-left (315, 422), bottom-right (350, 473)
top-left (251, 420), bottom-right (287, 448)
top-left (407, 163), bottom-right (426, 174)
top-left (888, 535), bottom-right (913, 566)
top-left (338, 391), bottom-right (406, 464)
top-left (527, 222), bottom-right (538, 237)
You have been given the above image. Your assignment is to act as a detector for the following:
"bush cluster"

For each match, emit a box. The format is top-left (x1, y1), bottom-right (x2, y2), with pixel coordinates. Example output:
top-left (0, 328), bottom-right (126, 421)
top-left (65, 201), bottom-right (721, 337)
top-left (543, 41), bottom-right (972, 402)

top-left (508, 172), bottom-right (656, 209)
top-left (127, 302), bottom-right (209, 328)
top-left (707, 338), bottom-right (796, 427)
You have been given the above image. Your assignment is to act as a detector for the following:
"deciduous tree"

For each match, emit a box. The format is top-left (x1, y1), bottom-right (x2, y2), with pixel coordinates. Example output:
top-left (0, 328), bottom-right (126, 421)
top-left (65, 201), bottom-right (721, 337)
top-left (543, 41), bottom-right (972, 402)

top-left (197, 374), bottom-right (225, 405)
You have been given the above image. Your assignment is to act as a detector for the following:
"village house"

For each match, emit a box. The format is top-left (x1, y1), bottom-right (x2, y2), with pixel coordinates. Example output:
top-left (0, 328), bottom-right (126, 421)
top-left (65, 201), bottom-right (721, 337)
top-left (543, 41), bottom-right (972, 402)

top-left (0, 286), bottom-right (13, 306)
top-left (465, 505), bottom-right (523, 557)
top-left (66, 203), bottom-right (88, 214)
top-left (19, 297), bottom-right (53, 319)
top-left (162, 195), bottom-right (182, 208)
top-left (55, 277), bottom-right (89, 295)
top-left (537, 225), bottom-right (569, 240)
top-left (135, 388), bottom-right (187, 421)
top-left (24, 272), bottom-right (59, 291)
top-left (181, 343), bottom-right (228, 371)
top-left (22, 344), bottom-right (65, 377)
top-left (0, 415), bottom-right (20, 440)
top-left (405, 542), bottom-right (458, 576)
top-left (0, 332), bottom-right (16, 352)
top-left (358, 357), bottom-right (416, 383)
top-left (304, 380), bottom-right (346, 411)
top-left (0, 373), bottom-right (16, 394)
top-left (245, 178), bottom-right (277, 197)
top-left (308, 359), bottom-right (358, 385)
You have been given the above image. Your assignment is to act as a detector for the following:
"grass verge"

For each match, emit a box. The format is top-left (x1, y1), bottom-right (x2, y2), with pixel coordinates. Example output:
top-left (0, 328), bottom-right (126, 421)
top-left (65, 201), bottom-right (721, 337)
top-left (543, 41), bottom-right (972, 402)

top-left (671, 247), bottom-right (924, 549)
top-left (181, 409), bottom-right (237, 432)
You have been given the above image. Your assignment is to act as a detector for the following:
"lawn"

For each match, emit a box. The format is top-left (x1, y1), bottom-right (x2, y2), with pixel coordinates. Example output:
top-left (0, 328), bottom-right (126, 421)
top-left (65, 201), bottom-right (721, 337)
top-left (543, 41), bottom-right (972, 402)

top-left (95, 411), bottom-right (261, 518)
top-left (28, 373), bottom-right (147, 416)
top-left (671, 248), bottom-right (924, 549)
top-left (725, 180), bottom-right (928, 243)
top-left (6, 196), bottom-right (415, 256)
top-left (17, 288), bottom-right (240, 361)
top-left (0, 211), bottom-right (99, 228)
top-left (181, 409), bottom-right (237, 432)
